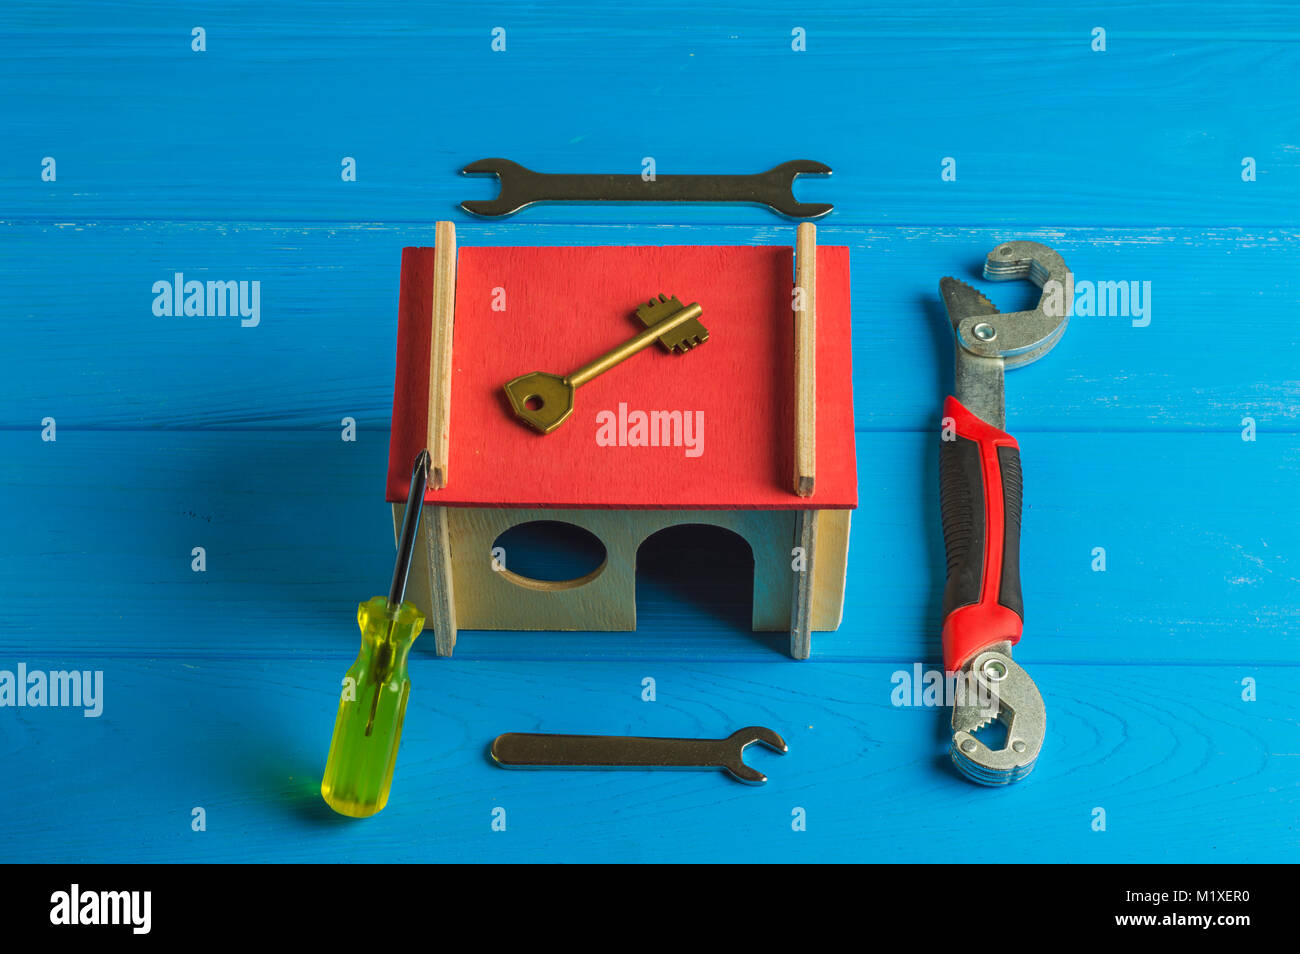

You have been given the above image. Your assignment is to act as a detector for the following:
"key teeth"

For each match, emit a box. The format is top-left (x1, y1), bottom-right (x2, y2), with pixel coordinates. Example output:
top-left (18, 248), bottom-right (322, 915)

top-left (633, 293), bottom-right (707, 353)
top-left (669, 333), bottom-right (708, 354)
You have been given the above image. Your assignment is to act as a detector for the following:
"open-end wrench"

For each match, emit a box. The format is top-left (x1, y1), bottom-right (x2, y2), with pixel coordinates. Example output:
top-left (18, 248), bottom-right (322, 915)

top-left (490, 726), bottom-right (787, 784)
top-left (937, 240), bottom-right (1069, 785)
top-left (460, 158), bottom-right (832, 219)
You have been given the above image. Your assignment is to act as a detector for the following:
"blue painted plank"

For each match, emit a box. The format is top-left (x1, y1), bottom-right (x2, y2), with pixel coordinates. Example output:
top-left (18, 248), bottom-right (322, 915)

top-left (1, 430), bottom-right (1296, 665)
top-left (1, 3), bottom-right (1297, 225)
top-left (2, 0), bottom-right (1297, 866)
top-left (0, 657), bottom-right (1292, 862)
top-left (2, 223), bottom-right (1297, 431)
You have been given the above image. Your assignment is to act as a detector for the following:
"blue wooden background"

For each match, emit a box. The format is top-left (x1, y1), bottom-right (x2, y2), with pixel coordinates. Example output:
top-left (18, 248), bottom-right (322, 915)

top-left (2, 2), bottom-right (1297, 862)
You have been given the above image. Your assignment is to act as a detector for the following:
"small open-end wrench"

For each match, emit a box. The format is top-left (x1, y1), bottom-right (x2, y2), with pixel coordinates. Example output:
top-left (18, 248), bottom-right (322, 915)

top-left (490, 727), bottom-right (787, 784)
top-left (460, 158), bottom-right (832, 219)
top-left (937, 240), bottom-right (1069, 785)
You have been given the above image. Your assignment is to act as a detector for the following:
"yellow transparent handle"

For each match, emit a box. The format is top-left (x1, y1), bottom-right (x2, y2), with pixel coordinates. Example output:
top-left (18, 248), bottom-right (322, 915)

top-left (321, 596), bottom-right (424, 818)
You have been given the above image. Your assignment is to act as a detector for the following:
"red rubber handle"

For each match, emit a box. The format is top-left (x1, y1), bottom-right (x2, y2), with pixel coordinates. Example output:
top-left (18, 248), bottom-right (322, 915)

top-left (938, 395), bottom-right (1024, 671)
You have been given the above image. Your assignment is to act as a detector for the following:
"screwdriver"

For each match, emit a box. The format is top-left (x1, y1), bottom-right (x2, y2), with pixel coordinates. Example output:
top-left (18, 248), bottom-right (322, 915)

top-left (321, 449), bottom-right (430, 818)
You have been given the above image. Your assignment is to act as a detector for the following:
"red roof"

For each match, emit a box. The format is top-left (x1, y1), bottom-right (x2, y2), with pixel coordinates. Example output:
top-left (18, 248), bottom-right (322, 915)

top-left (388, 244), bottom-right (856, 510)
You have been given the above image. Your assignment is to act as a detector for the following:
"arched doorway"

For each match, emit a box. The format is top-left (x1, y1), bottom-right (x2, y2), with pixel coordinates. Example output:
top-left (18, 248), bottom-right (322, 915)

top-left (635, 524), bottom-right (754, 634)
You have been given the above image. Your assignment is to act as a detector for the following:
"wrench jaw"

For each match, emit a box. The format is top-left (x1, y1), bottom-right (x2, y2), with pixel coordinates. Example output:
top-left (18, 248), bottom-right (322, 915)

top-left (760, 160), bottom-right (834, 219)
top-left (723, 727), bottom-right (788, 785)
top-left (949, 649), bottom-right (1045, 786)
top-left (460, 158), bottom-right (536, 217)
top-left (725, 762), bottom-right (771, 786)
top-left (982, 240), bottom-right (1067, 287)
top-left (949, 240), bottom-right (1071, 371)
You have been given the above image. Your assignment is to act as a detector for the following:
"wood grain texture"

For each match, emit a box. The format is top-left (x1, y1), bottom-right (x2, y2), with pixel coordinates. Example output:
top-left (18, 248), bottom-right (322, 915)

top-left (794, 223), bottom-right (816, 496)
top-left (392, 503), bottom-right (459, 657)
top-left (4, 223), bottom-right (1296, 434)
top-left (2, 429), bottom-right (1294, 666)
top-left (811, 509), bottom-right (851, 631)
top-left (1, 4), bottom-right (1296, 226)
top-left (425, 221), bottom-right (456, 488)
top-left (790, 510), bottom-right (817, 658)
top-left (0, 656), bottom-right (1293, 862)
top-left (2, 0), bottom-right (1298, 863)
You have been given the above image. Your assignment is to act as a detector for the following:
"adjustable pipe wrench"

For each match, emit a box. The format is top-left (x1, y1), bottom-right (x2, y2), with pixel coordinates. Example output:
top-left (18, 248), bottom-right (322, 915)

top-left (937, 241), bottom-right (1069, 785)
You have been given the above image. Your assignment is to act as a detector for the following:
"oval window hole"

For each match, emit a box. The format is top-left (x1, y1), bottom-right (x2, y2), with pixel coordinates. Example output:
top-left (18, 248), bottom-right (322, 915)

top-left (491, 520), bottom-right (607, 590)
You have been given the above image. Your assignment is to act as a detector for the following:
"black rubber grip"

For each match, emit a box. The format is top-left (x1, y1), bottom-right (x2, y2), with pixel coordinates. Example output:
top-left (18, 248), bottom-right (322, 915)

top-left (939, 435), bottom-right (984, 618)
top-left (996, 445), bottom-right (1024, 620)
top-left (938, 436), bottom-right (1024, 622)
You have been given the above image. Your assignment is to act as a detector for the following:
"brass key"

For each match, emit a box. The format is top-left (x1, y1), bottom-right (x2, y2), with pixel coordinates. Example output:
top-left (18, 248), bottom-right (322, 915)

top-left (504, 295), bottom-right (706, 434)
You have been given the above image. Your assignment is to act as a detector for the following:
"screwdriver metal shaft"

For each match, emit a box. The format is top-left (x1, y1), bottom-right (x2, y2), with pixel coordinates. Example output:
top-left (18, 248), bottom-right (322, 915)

top-left (388, 451), bottom-right (428, 606)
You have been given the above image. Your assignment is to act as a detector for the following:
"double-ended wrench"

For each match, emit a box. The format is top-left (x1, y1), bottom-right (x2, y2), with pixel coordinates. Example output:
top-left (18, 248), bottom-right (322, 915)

top-left (490, 727), bottom-right (787, 784)
top-left (460, 158), bottom-right (832, 219)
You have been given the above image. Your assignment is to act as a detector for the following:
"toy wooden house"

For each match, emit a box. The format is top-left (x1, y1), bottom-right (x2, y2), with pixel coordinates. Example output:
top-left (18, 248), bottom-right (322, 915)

top-left (386, 223), bottom-right (855, 658)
